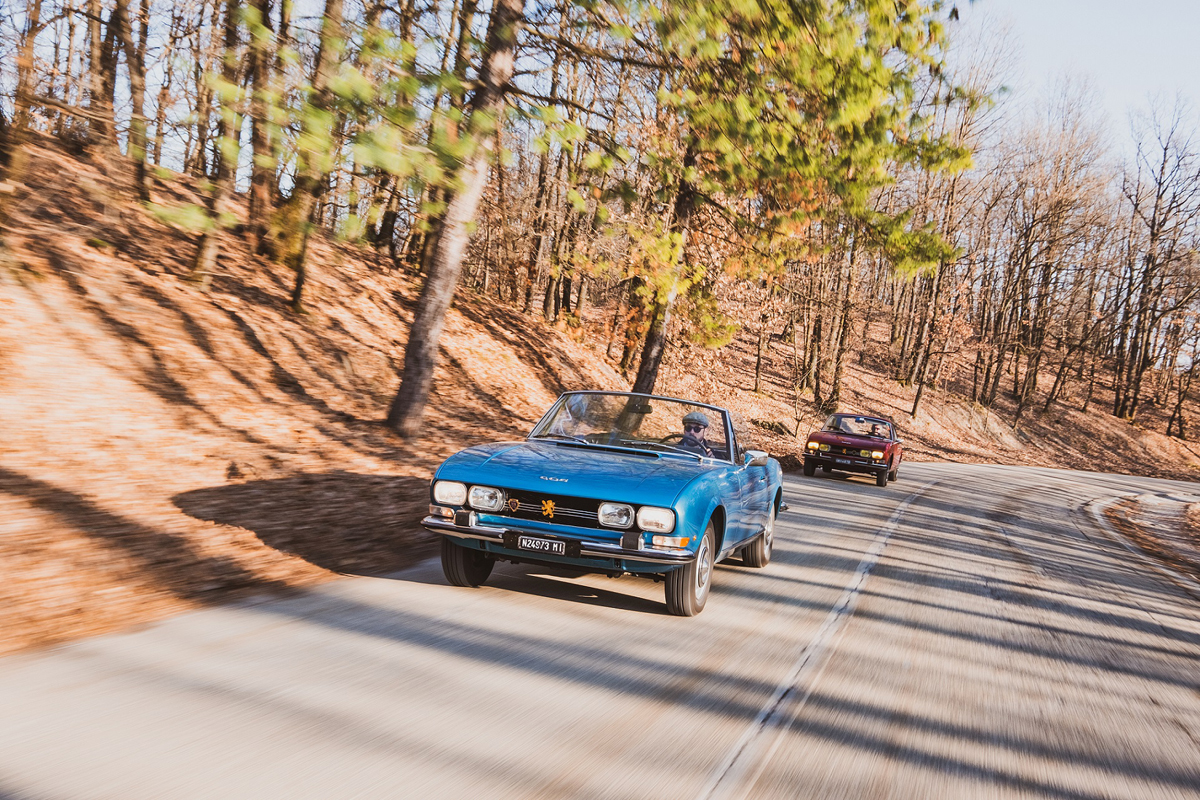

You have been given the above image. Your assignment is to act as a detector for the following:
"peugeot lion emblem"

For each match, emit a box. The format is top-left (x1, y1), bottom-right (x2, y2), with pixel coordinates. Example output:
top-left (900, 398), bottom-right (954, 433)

top-left (541, 500), bottom-right (555, 518)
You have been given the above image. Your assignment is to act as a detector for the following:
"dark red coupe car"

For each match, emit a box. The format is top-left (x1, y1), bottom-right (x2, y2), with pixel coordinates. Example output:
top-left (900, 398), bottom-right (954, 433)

top-left (802, 413), bottom-right (903, 487)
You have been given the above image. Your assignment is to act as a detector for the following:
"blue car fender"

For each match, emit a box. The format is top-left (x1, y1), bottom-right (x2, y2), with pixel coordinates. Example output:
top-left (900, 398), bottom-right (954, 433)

top-left (671, 470), bottom-right (735, 554)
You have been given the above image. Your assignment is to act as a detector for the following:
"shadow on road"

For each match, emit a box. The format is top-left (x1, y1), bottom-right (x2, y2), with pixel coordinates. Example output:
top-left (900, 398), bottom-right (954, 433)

top-left (173, 471), bottom-right (433, 577)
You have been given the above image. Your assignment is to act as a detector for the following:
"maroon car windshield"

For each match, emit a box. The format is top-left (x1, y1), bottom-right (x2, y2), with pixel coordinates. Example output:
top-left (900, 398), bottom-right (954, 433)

top-left (820, 414), bottom-right (892, 439)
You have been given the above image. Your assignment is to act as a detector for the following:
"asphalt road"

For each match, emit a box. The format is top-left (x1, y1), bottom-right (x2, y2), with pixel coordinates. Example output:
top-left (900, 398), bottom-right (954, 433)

top-left (2, 462), bottom-right (1199, 800)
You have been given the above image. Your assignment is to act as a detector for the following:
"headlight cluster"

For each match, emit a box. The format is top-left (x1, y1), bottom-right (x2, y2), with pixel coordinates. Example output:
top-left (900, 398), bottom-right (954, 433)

top-left (432, 481), bottom-right (505, 511)
top-left (598, 502), bottom-right (634, 528)
top-left (433, 480), bottom-right (677, 535)
top-left (871, 450), bottom-right (885, 459)
top-left (468, 485), bottom-right (504, 511)
top-left (598, 502), bottom-right (675, 533)
top-left (637, 506), bottom-right (676, 533)
top-left (432, 480), bottom-right (467, 505)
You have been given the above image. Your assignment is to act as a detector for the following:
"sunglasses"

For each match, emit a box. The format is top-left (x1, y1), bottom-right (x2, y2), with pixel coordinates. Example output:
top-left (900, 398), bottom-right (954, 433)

top-left (684, 424), bottom-right (707, 433)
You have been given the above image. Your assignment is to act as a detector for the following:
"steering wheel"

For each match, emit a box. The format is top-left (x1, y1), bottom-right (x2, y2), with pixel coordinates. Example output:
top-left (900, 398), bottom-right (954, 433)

top-left (659, 433), bottom-right (687, 445)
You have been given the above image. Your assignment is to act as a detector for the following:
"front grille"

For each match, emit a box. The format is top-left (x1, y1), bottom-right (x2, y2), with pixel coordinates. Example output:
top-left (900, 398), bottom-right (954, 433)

top-left (834, 446), bottom-right (871, 457)
top-left (493, 487), bottom-right (603, 529)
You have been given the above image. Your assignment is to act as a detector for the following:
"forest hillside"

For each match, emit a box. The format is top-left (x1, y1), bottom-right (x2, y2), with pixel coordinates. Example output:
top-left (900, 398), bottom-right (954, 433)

top-left (2, 137), bottom-right (1199, 657)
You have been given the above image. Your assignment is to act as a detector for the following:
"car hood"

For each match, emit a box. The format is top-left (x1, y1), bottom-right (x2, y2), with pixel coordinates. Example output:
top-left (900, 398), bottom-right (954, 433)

top-left (806, 431), bottom-right (888, 449)
top-left (434, 441), bottom-right (721, 506)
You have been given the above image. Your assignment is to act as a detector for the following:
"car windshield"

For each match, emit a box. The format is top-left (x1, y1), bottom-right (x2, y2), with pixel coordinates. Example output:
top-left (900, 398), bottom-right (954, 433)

top-left (821, 414), bottom-right (891, 439)
top-left (530, 393), bottom-right (730, 460)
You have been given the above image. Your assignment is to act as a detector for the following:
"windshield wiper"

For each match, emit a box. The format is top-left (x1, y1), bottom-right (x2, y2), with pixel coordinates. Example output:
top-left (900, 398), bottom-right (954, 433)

top-left (531, 433), bottom-right (590, 444)
top-left (630, 441), bottom-right (703, 459)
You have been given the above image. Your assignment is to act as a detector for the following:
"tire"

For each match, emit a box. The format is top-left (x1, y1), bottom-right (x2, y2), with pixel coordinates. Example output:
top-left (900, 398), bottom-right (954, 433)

top-left (888, 465), bottom-right (898, 481)
top-left (665, 522), bottom-right (716, 616)
top-left (802, 460), bottom-right (815, 477)
top-left (820, 465), bottom-right (831, 474)
top-left (743, 504), bottom-right (775, 568)
top-left (876, 469), bottom-right (888, 488)
top-left (440, 537), bottom-right (495, 587)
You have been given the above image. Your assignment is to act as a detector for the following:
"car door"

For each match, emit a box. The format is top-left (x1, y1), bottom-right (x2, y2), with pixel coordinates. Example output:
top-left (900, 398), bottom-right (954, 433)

top-left (742, 455), bottom-right (772, 537)
top-left (727, 420), bottom-right (769, 544)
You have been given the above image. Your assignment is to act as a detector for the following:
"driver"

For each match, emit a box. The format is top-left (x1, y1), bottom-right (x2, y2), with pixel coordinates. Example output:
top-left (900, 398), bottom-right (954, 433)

top-left (679, 411), bottom-right (715, 457)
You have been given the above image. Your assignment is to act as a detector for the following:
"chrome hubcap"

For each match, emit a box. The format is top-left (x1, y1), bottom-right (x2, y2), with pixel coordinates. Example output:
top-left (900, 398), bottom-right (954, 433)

top-left (695, 538), bottom-right (712, 599)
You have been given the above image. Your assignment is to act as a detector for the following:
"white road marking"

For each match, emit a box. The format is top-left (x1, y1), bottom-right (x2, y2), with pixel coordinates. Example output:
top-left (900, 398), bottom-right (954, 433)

top-left (696, 479), bottom-right (939, 800)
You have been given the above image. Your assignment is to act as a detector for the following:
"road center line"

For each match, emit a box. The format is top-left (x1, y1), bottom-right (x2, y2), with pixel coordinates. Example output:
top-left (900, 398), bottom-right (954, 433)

top-left (696, 479), bottom-right (939, 800)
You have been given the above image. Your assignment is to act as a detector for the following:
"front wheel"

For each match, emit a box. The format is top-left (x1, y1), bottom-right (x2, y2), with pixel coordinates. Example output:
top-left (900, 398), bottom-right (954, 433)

top-left (665, 522), bottom-right (715, 616)
top-left (876, 469), bottom-right (888, 488)
top-left (802, 460), bottom-right (815, 477)
top-left (888, 464), bottom-right (899, 481)
top-left (743, 504), bottom-right (775, 568)
top-left (441, 537), bottom-right (495, 587)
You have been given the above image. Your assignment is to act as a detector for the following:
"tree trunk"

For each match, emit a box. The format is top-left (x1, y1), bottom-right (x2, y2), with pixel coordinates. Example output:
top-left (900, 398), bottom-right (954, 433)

top-left (115, 0), bottom-right (150, 200)
top-left (0, 0), bottom-right (42, 244)
top-left (631, 147), bottom-right (697, 395)
top-left (386, 0), bottom-right (525, 436)
top-left (754, 323), bottom-right (766, 393)
top-left (86, 0), bottom-right (115, 147)
top-left (152, 10), bottom-right (181, 166)
top-left (246, 0), bottom-right (275, 249)
top-left (187, 0), bottom-right (241, 288)
top-left (276, 0), bottom-right (344, 311)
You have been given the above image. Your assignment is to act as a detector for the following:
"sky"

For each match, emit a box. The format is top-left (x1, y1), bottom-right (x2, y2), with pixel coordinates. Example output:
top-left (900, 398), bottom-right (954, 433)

top-left (955, 0), bottom-right (1200, 141)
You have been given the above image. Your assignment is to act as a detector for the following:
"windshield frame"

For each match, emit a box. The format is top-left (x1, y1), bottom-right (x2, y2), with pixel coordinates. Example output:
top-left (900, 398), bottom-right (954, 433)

top-left (528, 391), bottom-right (737, 464)
top-left (821, 413), bottom-right (894, 440)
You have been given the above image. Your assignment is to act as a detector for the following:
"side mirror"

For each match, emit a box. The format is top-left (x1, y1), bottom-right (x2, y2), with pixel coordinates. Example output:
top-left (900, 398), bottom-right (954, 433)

top-left (744, 450), bottom-right (769, 467)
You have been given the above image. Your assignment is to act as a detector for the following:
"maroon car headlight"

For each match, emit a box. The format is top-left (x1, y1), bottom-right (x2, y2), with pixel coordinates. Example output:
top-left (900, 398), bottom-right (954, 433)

top-left (871, 450), bottom-right (884, 459)
top-left (806, 441), bottom-right (819, 450)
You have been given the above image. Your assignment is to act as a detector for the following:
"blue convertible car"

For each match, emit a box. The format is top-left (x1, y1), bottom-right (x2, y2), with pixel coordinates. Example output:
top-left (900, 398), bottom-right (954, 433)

top-left (422, 391), bottom-right (785, 615)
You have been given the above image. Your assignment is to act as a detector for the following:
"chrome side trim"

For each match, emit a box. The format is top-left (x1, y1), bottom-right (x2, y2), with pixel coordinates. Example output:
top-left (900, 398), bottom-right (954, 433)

top-left (421, 516), bottom-right (694, 564)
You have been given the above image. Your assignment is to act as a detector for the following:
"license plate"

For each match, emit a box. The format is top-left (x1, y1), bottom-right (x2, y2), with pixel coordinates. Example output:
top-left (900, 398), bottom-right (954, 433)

top-left (517, 535), bottom-right (566, 556)
top-left (835, 457), bottom-right (852, 464)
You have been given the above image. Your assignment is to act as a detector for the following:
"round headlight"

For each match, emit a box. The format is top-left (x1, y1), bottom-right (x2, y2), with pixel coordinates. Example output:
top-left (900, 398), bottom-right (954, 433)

top-left (433, 481), bottom-right (467, 505)
top-left (598, 502), bottom-right (634, 529)
top-left (637, 506), bottom-right (676, 533)
top-left (468, 485), bottom-right (504, 511)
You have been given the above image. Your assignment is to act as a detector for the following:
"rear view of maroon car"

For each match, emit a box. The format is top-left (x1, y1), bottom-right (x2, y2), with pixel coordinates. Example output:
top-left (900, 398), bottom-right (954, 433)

top-left (802, 413), bottom-right (903, 487)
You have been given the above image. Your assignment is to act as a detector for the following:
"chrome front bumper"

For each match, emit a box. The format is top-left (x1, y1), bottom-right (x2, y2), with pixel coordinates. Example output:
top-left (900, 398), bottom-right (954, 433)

top-left (421, 516), bottom-right (695, 564)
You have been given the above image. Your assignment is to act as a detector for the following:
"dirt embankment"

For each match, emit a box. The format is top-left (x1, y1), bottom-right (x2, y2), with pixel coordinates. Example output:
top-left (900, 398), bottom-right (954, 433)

top-left (0, 139), bottom-right (626, 656)
top-left (2, 136), bottom-right (1199, 656)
